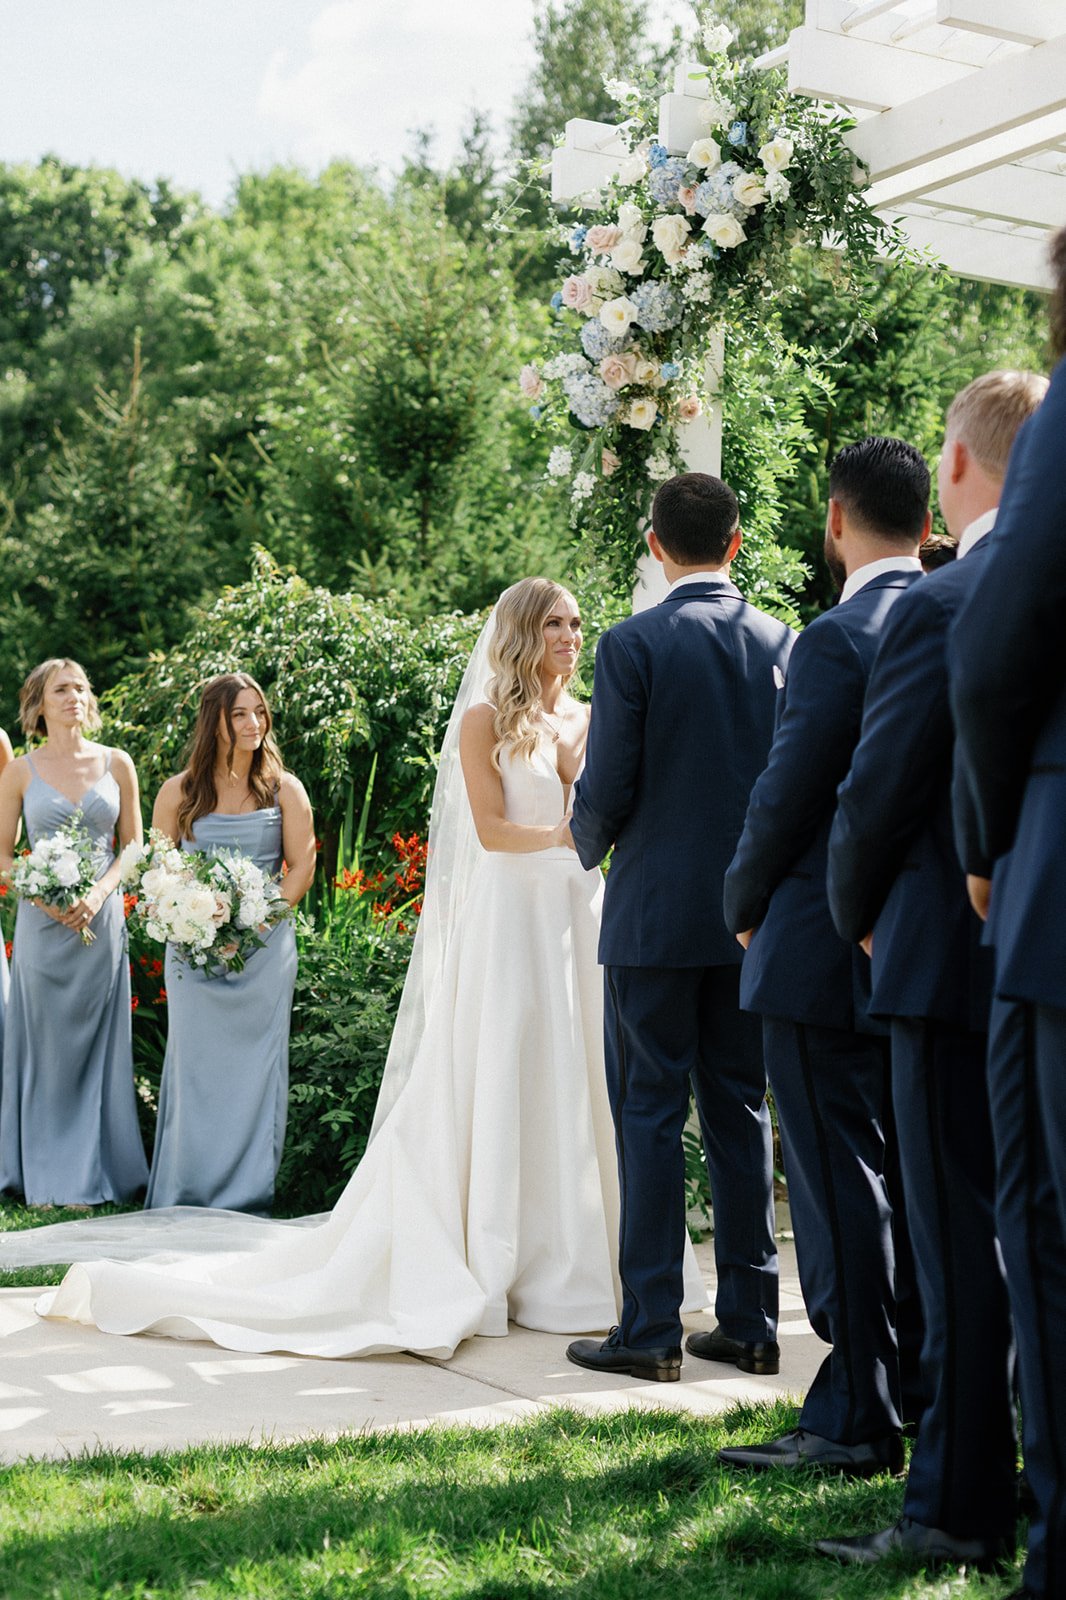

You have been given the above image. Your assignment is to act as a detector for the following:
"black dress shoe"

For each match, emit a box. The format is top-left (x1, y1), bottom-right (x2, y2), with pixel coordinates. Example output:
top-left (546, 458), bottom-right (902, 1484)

top-left (566, 1329), bottom-right (682, 1382)
top-left (815, 1516), bottom-right (1010, 1572)
top-left (686, 1325), bottom-right (780, 1375)
top-left (718, 1427), bottom-right (904, 1477)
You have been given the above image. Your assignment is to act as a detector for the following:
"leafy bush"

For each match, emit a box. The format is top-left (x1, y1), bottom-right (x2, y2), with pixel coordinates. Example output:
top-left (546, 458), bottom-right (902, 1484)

top-left (101, 549), bottom-right (484, 864)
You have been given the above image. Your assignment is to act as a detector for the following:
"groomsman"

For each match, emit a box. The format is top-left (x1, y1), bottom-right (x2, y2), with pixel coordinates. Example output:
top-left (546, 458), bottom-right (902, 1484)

top-left (566, 473), bottom-right (794, 1382)
top-left (819, 371), bottom-right (1046, 1569)
top-left (950, 227), bottom-right (1066, 1600)
top-left (720, 437), bottom-right (929, 1475)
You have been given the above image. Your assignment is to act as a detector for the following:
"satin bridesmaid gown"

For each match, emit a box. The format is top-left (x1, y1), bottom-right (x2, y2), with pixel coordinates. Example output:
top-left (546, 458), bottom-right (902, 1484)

top-left (145, 806), bottom-right (297, 1215)
top-left (0, 750), bottom-right (148, 1205)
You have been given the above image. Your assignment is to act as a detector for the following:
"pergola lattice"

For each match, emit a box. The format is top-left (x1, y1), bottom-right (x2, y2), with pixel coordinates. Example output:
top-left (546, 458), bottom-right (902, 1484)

top-left (550, 0), bottom-right (1064, 603)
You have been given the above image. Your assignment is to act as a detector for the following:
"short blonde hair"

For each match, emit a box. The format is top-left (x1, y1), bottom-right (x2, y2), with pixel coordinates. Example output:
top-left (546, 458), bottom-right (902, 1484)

top-left (19, 658), bottom-right (102, 739)
top-left (945, 370), bottom-right (1048, 479)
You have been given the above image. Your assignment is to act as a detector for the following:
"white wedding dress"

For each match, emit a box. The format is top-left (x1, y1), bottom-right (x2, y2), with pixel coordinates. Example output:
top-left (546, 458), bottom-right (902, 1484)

top-left (27, 733), bottom-right (707, 1358)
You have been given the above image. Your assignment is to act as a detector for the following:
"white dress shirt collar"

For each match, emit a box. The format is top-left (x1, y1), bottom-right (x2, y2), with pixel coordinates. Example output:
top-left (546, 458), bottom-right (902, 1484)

top-left (665, 569), bottom-right (731, 595)
top-left (957, 508), bottom-right (997, 560)
top-left (839, 555), bottom-right (923, 606)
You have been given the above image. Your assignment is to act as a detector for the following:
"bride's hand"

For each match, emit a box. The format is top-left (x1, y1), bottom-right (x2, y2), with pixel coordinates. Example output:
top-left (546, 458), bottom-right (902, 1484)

top-left (551, 817), bottom-right (576, 851)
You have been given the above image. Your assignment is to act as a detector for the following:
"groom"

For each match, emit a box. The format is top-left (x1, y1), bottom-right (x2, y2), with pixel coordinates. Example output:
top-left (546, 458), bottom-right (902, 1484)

top-left (565, 472), bottom-right (796, 1381)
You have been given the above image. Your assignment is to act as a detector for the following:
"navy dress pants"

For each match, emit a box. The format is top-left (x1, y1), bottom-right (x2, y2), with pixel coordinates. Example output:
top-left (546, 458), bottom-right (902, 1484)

top-left (989, 998), bottom-right (1066, 1599)
top-left (763, 1017), bottom-right (901, 1445)
top-left (603, 964), bottom-right (778, 1349)
top-left (891, 1018), bottom-right (1016, 1543)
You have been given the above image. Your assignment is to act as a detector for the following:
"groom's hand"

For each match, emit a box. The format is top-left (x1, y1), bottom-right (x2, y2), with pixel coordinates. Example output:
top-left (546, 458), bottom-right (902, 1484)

top-left (736, 928), bottom-right (754, 950)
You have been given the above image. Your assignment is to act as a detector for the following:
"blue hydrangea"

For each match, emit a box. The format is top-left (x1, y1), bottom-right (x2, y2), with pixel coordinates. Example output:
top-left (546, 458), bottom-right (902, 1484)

top-left (529, 405), bottom-right (543, 420)
top-left (728, 120), bottom-right (749, 148)
top-left (648, 143), bottom-right (671, 169)
top-left (579, 319), bottom-right (633, 361)
top-left (550, 291), bottom-right (564, 310)
top-left (570, 224), bottom-right (588, 250)
top-left (562, 370), bottom-right (621, 428)
top-left (630, 281), bottom-right (683, 333)
top-left (647, 157), bottom-right (690, 206)
top-left (660, 362), bottom-right (681, 380)
top-left (693, 162), bottom-right (747, 219)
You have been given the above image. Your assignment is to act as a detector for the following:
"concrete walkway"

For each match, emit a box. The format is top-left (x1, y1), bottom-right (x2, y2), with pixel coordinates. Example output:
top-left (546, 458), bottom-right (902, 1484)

top-left (0, 1240), bottom-right (819, 1462)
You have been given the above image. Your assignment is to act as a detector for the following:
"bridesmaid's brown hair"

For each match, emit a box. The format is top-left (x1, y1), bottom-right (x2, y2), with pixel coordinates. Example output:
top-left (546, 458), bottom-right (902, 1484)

top-left (175, 673), bottom-right (284, 840)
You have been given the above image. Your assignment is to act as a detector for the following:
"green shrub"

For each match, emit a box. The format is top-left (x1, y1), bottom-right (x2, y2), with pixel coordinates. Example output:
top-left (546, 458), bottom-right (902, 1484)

top-left (101, 548), bottom-right (484, 868)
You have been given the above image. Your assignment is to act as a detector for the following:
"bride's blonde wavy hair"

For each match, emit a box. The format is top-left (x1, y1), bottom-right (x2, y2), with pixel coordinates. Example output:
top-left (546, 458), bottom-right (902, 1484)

top-left (486, 578), bottom-right (575, 768)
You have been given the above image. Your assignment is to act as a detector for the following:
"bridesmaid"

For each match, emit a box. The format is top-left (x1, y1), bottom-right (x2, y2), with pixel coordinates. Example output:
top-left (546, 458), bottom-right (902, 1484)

top-left (0, 724), bottom-right (12, 1064)
top-left (0, 660), bottom-right (148, 1206)
top-left (146, 673), bottom-right (315, 1214)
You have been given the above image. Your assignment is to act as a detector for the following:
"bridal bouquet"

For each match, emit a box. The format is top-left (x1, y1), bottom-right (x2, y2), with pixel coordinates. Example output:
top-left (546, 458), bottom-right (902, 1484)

top-left (120, 829), bottom-right (289, 977)
top-left (10, 813), bottom-right (100, 945)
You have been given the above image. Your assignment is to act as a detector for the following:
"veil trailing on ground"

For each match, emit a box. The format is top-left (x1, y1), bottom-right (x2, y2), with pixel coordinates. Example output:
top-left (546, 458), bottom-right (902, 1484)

top-left (0, 609), bottom-right (499, 1271)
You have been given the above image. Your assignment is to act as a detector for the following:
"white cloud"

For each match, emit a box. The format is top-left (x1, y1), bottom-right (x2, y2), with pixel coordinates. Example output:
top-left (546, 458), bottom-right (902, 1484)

top-left (258, 0), bottom-right (534, 170)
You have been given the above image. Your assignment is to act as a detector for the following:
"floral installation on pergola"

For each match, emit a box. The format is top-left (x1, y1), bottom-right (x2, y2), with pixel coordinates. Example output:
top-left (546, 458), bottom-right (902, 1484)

top-left (522, 18), bottom-right (910, 585)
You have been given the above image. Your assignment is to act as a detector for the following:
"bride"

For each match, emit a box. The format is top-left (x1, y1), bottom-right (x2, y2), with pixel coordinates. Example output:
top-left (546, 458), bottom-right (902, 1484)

top-left (2, 578), bottom-right (706, 1358)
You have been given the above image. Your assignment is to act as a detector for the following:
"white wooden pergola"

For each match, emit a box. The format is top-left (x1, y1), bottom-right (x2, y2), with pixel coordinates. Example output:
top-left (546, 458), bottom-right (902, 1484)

top-left (551, 1), bottom-right (1064, 602)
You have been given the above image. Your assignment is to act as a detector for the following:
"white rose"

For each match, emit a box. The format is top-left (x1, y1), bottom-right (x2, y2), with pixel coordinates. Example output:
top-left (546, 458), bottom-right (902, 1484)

top-left (141, 866), bottom-right (178, 899)
top-left (766, 170), bottom-right (791, 204)
top-left (618, 152), bottom-right (647, 186)
top-left (118, 840), bottom-right (147, 881)
top-left (652, 214), bottom-right (692, 266)
top-left (686, 138), bottom-right (721, 171)
top-left (598, 295), bottom-right (639, 334)
top-left (610, 237), bottom-right (647, 276)
top-left (697, 95), bottom-right (736, 132)
top-left (733, 171), bottom-right (768, 208)
top-left (616, 203), bottom-right (646, 238)
top-left (52, 852), bottom-right (81, 888)
top-left (633, 357), bottom-right (664, 388)
top-left (702, 22), bottom-right (733, 53)
top-left (145, 919), bottom-right (167, 943)
top-left (702, 213), bottom-right (747, 249)
top-left (623, 398), bottom-right (659, 431)
top-left (759, 136), bottom-right (794, 174)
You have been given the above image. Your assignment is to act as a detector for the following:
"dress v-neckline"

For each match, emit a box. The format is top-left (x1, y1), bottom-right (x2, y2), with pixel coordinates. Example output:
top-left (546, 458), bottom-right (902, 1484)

top-left (30, 771), bottom-right (110, 810)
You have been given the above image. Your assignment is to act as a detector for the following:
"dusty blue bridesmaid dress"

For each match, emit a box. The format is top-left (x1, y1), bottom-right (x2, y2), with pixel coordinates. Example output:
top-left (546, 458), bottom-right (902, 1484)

top-left (145, 806), bottom-right (296, 1214)
top-left (0, 751), bottom-right (149, 1205)
top-left (0, 935), bottom-right (8, 1065)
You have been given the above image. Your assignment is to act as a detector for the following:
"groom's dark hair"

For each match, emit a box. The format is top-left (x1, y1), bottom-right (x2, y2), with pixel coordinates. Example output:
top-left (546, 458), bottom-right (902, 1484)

top-left (651, 473), bottom-right (740, 566)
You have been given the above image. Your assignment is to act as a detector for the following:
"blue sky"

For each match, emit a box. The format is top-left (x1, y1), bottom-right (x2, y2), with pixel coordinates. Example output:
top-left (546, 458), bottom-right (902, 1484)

top-left (1, 0), bottom-right (693, 208)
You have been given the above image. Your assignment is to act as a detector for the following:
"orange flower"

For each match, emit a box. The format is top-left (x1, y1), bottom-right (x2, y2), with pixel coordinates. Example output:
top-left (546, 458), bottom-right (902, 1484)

top-left (123, 892), bottom-right (139, 918)
top-left (154, 988), bottom-right (168, 1005)
top-left (4, 939), bottom-right (11, 961)
top-left (130, 995), bottom-right (140, 1011)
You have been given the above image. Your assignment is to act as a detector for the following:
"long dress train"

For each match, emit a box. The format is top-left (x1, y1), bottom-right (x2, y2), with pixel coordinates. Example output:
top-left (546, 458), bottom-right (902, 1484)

top-left (30, 736), bottom-right (706, 1356)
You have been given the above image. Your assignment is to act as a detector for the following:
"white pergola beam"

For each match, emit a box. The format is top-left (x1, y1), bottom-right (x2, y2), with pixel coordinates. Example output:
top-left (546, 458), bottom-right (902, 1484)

top-left (847, 33), bottom-right (1066, 179)
top-left (882, 208), bottom-right (1054, 288)
top-left (922, 162), bottom-right (1066, 227)
top-left (863, 108), bottom-right (1066, 208)
top-left (788, 24), bottom-right (975, 112)
top-left (936, 0), bottom-right (1062, 46)
top-left (551, 119), bottom-right (629, 203)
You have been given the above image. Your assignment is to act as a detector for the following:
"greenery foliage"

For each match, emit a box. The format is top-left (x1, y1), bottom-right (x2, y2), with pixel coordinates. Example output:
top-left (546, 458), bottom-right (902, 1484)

top-left (100, 550), bottom-right (484, 855)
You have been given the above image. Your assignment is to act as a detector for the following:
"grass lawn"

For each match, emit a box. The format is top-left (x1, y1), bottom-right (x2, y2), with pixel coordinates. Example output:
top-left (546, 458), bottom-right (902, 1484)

top-left (0, 1203), bottom-right (1025, 1599)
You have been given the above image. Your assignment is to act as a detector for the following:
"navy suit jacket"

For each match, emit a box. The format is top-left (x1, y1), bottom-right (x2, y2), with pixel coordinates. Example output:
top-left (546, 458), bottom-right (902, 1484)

top-left (951, 357), bottom-right (1066, 1009)
top-left (827, 545), bottom-right (994, 1032)
top-left (724, 569), bottom-right (922, 1030)
top-left (570, 578), bottom-right (795, 968)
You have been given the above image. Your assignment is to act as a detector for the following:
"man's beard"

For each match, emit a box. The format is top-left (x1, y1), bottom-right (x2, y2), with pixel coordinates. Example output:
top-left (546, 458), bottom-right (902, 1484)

top-left (823, 536), bottom-right (846, 593)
